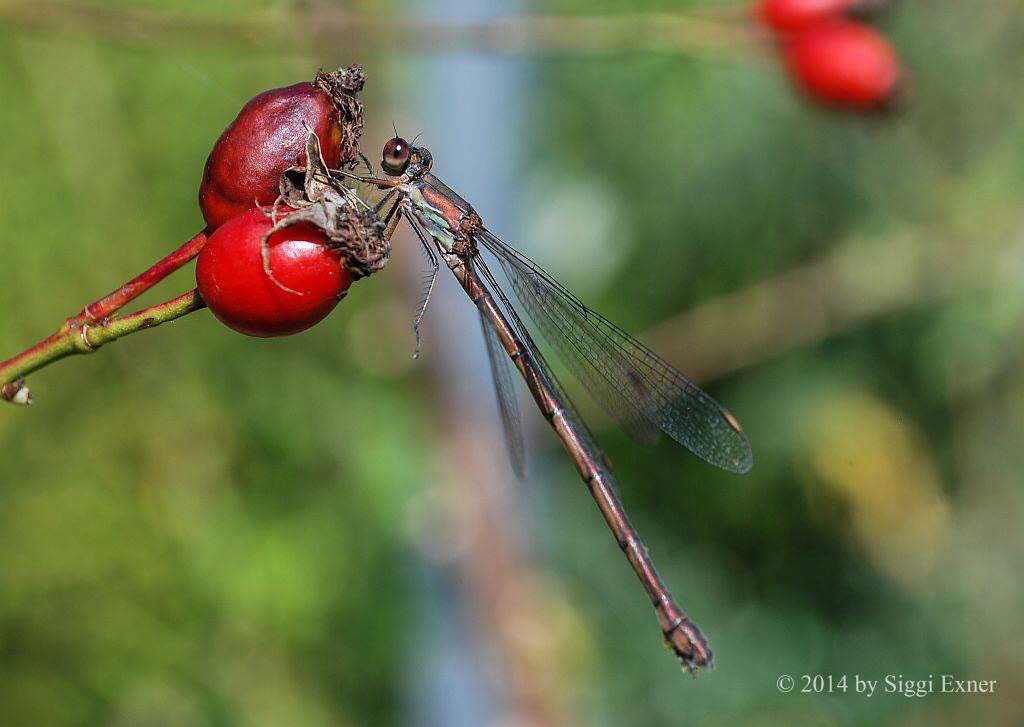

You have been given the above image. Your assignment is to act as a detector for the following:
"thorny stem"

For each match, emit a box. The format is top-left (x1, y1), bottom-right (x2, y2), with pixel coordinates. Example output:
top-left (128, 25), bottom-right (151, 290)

top-left (0, 290), bottom-right (205, 405)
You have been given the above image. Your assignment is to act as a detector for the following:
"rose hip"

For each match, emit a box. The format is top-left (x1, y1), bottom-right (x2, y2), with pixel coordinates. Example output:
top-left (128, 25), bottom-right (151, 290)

top-left (783, 21), bottom-right (901, 111)
top-left (195, 207), bottom-right (352, 337)
top-left (198, 66), bottom-right (365, 231)
top-left (755, 0), bottom-right (888, 33)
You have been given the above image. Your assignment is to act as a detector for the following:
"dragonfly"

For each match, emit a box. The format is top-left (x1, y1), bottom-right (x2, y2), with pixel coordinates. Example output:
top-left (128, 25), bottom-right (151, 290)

top-left (344, 136), bottom-right (753, 672)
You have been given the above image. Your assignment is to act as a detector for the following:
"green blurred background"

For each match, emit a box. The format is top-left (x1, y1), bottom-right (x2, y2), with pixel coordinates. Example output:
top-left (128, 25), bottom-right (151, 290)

top-left (2, 0), bottom-right (1023, 724)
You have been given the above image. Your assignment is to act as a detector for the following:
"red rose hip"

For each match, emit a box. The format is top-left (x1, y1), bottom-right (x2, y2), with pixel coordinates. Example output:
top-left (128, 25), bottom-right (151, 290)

top-left (196, 208), bottom-right (351, 337)
top-left (783, 21), bottom-right (901, 110)
top-left (199, 67), bottom-right (365, 230)
top-left (755, 0), bottom-right (887, 33)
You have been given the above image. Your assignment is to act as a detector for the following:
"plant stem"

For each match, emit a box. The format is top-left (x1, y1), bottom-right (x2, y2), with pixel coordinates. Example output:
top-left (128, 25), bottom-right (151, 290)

top-left (0, 290), bottom-right (206, 405)
top-left (0, 3), bottom-right (767, 59)
top-left (65, 229), bottom-right (208, 328)
top-left (1, 229), bottom-right (208, 406)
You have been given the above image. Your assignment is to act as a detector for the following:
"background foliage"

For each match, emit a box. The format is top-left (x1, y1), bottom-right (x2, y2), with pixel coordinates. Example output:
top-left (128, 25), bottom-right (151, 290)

top-left (1, 0), bottom-right (1022, 724)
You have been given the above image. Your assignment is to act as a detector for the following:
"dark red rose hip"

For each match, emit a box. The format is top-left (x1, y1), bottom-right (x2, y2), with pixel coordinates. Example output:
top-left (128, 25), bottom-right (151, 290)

top-left (198, 66), bottom-right (365, 231)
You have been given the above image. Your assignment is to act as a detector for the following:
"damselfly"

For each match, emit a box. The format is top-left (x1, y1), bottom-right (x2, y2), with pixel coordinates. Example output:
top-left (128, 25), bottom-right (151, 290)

top-left (346, 136), bottom-right (753, 671)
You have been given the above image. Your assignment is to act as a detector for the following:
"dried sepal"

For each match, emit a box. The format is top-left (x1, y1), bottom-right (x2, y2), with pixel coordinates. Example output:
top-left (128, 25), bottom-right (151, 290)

top-left (314, 64), bottom-right (367, 170)
top-left (262, 129), bottom-right (390, 292)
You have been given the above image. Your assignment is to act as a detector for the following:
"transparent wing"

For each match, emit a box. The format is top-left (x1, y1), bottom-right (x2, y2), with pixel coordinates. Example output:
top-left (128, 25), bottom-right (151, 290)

top-left (404, 214), bottom-right (528, 479)
top-left (477, 230), bottom-right (753, 475)
top-left (478, 306), bottom-right (528, 479)
top-left (473, 254), bottom-right (614, 478)
top-left (480, 240), bottom-right (661, 448)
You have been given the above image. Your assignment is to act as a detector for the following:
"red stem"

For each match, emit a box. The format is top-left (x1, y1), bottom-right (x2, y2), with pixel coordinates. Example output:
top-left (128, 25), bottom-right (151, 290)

top-left (63, 228), bottom-right (208, 330)
top-left (1, 230), bottom-right (209, 404)
top-left (0, 290), bottom-right (206, 403)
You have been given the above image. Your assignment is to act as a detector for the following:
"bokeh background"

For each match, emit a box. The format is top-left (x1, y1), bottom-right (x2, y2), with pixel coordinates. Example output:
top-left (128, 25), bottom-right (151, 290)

top-left (2, 0), bottom-right (1023, 724)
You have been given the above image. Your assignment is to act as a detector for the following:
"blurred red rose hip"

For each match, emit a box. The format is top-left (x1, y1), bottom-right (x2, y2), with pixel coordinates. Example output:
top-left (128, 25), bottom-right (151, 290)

top-left (755, 0), bottom-right (886, 33)
top-left (198, 67), bottom-right (364, 230)
top-left (783, 21), bottom-right (901, 110)
top-left (196, 208), bottom-right (352, 337)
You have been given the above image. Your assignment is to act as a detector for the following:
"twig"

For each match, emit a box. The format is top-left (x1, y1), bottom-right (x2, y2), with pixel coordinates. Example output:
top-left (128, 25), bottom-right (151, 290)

top-left (0, 1), bottom-right (767, 58)
top-left (0, 229), bottom-right (207, 405)
top-left (64, 229), bottom-right (208, 329)
top-left (644, 219), bottom-right (1021, 385)
top-left (0, 290), bottom-right (206, 404)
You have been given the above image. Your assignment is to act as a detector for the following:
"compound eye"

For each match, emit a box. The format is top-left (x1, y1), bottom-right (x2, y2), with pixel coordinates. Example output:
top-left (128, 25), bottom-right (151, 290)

top-left (382, 137), bottom-right (411, 175)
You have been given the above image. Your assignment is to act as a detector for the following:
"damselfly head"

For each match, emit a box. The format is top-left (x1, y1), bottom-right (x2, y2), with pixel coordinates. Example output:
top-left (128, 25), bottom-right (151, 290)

top-left (410, 146), bottom-right (433, 173)
top-left (382, 137), bottom-right (411, 175)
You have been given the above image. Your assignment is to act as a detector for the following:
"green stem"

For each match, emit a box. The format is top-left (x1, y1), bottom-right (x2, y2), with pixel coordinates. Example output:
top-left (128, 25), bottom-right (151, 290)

top-left (66, 229), bottom-right (208, 328)
top-left (0, 289), bottom-right (206, 405)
